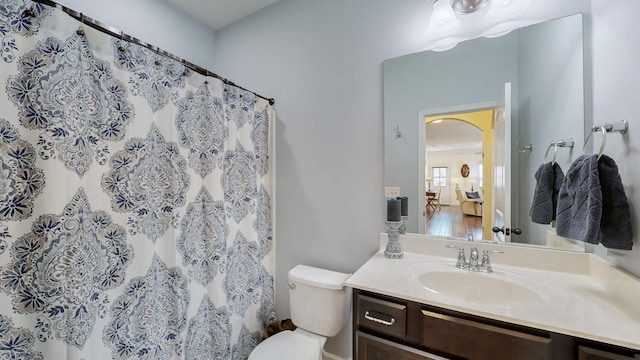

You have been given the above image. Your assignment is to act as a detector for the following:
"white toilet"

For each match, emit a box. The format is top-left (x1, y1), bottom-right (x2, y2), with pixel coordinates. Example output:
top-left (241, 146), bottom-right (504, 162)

top-left (249, 265), bottom-right (352, 360)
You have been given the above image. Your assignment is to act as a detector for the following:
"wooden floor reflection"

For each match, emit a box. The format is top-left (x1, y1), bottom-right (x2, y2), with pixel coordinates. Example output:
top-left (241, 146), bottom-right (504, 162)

top-left (425, 205), bottom-right (483, 240)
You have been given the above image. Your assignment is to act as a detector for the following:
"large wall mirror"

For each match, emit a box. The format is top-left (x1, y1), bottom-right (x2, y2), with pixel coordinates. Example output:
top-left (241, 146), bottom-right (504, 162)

top-left (383, 14), bottom-right (587, 251)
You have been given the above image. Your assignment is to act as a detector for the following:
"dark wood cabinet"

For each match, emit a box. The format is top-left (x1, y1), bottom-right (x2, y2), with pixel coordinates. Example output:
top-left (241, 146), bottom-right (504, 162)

top-left (421, 309), bottom-right (552, 360)
top-left (578, 346), bottom-right (640, 360)
top-left (353, 289), bottom-right (640, 360)
top-left (357, 331), bottom-right (450, 360)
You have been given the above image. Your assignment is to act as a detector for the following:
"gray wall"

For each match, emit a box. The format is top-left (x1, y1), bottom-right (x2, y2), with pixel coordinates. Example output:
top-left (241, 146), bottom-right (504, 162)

top-left (589, 0), bottom-right (640, 271)
top-left (37, 0), bottom-right (640, 358)
top-left (210, 2), bottom-right (420, 354)
top-left (56, 0), bottom-right (217, 70)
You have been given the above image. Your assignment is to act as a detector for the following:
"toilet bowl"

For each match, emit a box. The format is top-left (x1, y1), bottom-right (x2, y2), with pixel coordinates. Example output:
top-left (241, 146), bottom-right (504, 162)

top-left (248, 265), bottom-right (351, 360)
top-left (248, 329), bottom-right (326, 360)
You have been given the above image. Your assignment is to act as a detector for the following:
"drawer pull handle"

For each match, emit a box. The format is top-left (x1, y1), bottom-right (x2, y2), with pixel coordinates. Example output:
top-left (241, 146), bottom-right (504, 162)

top-left (364, 311), bottom-right (395, 326)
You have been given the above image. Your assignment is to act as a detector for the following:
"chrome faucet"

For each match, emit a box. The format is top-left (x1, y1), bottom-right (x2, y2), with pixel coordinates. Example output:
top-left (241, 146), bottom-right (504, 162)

top-left (469, 247), bottom-right (479, 270)
top-left (447, 245), bottom-right (503, 273)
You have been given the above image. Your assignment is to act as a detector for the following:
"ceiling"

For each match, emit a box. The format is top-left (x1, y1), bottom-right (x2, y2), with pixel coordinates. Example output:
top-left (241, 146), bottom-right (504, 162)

top-left (165, 0), bottom-right (280, 30)
top-left (426, 119), bottom-right (483, 155)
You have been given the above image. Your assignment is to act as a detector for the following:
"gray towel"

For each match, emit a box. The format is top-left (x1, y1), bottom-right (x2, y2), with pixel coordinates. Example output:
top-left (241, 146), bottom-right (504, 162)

top-left (598, 155), bottom-right (633, 250)
top-left (530, 162), bottom-right (564, 224)
top-left (556, 154), bottom-right (633, 250)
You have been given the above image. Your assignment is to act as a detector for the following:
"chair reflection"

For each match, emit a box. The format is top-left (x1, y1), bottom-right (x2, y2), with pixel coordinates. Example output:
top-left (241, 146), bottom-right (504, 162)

top-left (455, 188), bottom-right (482, 217)
top-left (426, 187), bottom-right (441, 211)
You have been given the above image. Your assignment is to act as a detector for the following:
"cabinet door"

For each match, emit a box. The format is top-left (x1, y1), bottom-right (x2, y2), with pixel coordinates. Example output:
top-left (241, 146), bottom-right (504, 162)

top-left (421, 309), bottom-right (552, 360)
top-left (357, 331), bottom-right (450, 360)
top-left (578, 346), bottom-right (639, 360)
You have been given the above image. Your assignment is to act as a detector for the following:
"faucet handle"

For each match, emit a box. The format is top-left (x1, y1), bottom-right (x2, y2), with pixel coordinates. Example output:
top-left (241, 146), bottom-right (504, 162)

top-left (481, 249), bottom-right (504, 272)
top-left (446, 244), bottom-right (466, 268)
top-left (456, 248), bottom-right (467, 268)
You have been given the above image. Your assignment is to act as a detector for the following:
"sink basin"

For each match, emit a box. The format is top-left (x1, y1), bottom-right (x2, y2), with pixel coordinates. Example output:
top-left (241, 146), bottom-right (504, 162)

top-left (407, 262), bottom-right (551, 309)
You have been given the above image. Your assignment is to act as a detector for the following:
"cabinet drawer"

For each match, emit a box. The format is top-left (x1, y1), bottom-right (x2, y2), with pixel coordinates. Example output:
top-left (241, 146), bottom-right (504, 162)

top-left (357, 331), bottom-right (450, 360)
top-left (421, 309), bottom-right (552, 360)
top-left (357, 294), bottom-right (406, 340)
top-left (578, 346), bottom-right (640, 360)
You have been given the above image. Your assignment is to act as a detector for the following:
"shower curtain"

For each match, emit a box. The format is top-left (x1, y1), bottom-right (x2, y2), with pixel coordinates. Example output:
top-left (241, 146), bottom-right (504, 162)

top-left (0, 1), bottom-right (275, 359)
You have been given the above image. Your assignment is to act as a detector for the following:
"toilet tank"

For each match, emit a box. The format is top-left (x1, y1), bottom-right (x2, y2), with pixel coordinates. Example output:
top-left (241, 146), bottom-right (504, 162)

top-left (288, 265), bottom-right (351, 337)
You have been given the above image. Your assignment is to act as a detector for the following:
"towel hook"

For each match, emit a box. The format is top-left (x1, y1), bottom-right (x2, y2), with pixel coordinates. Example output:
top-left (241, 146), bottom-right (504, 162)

top-left (517, 136), bottom-right (533, 153)
top-left (583, 120), bottom-right (628, 160)
top-left (554, 138), bottom-right (575, 148)
top-left (395, 125), bottom-right (403, 139)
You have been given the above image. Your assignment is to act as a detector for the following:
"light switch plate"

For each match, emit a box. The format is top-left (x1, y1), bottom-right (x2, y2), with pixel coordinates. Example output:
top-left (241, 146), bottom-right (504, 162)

top-left (384, 187), bottom-right (400, 198)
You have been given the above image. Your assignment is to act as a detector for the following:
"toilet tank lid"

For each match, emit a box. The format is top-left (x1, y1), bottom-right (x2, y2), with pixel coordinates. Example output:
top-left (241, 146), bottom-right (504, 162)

top-left (288, 265), bottom-right (351, 290)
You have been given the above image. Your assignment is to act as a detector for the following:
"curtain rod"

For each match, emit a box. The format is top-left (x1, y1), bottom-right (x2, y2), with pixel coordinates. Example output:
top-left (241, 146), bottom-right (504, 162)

top-left (32, 0), bottom-right (275, 106)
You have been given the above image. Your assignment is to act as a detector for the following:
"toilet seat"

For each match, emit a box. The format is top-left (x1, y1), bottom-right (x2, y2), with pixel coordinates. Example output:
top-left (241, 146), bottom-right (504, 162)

top-left (248, 330), bottom-right (322, 360)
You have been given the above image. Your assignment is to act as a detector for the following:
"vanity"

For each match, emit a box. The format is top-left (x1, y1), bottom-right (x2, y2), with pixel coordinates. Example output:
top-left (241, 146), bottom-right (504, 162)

top-left (346, 234), bottom-right (640, 360)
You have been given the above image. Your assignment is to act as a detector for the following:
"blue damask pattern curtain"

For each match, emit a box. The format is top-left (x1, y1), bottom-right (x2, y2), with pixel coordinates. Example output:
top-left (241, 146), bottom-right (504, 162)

top-left (0, 1), bottom-right (275, 359)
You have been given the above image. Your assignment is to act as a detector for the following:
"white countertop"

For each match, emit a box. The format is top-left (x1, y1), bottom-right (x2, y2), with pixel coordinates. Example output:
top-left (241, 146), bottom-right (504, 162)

top-left (345, 234), bottom-right (640, 351)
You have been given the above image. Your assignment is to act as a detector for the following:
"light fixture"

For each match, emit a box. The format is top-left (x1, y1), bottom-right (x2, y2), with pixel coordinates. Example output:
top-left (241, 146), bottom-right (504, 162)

top-left (425, 0), bottom-right (533, 49)
top-left (486, 0), bottom-right (531, 22)
top-left (427, 0), bottom-right (461, 37)
top-left (426, 176), bottom-right (433, 191)
top-left (429, 38), bottom-right (461, 52)
top-left (452, 0), bottom-right (489, 14)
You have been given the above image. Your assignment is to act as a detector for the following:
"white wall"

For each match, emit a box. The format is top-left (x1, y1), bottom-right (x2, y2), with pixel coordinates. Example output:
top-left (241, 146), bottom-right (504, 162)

top-left (428, 153), bottom-right (483, 206)
top-left (54, 0), bottom-right (217, 70)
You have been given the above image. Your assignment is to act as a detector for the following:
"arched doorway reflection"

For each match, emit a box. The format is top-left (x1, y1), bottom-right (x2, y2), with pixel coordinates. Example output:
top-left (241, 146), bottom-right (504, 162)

top-left (424, 110), bottom-right (493, 240)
